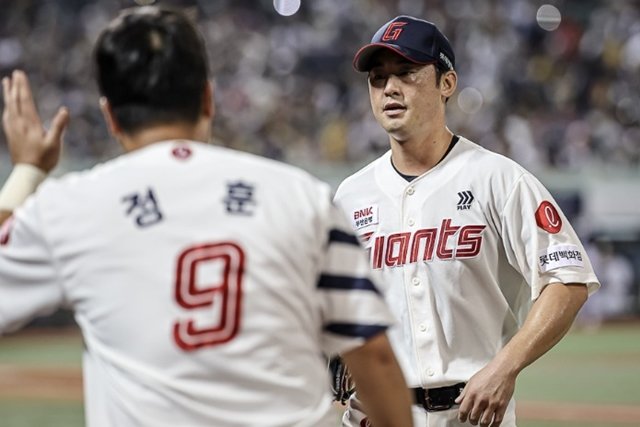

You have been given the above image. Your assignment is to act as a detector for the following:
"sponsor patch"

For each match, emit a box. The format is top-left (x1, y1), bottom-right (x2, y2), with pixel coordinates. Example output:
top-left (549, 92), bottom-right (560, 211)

top-left (457, 190), bottom-right (474, 210)
top-left (351, 204), bottom-right (379, 230)
top-left (538, 244), bottom-right (584, 272)
top-left (535, 201), bottom-right (562, 234)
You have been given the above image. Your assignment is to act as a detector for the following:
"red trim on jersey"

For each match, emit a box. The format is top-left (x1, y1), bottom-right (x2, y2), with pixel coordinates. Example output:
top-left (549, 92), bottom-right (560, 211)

top-left (0, 215), bottom-right (14, 246)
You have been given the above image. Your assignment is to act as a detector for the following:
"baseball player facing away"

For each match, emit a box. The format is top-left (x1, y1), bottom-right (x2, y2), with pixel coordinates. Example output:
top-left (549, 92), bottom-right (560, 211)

top-left (334, 16), bottom-right (600, 427)
top-left (0, 7), bottom-right (414, 427)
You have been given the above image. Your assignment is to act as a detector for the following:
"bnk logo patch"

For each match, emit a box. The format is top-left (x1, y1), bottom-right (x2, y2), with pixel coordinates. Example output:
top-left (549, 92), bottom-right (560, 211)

top-left (352, 204), bottom-right (379, 230)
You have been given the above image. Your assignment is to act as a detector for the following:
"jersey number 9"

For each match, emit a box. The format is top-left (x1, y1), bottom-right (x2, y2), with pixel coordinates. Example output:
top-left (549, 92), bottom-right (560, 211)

top-left (173, 242), bottom-right (245, 351)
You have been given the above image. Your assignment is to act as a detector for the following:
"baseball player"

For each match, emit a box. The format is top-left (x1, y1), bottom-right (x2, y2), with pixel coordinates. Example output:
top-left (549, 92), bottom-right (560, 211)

top-left (0, 7), bottom-right (414, 427)
top-left (334, 15), bottom-right (600, 427)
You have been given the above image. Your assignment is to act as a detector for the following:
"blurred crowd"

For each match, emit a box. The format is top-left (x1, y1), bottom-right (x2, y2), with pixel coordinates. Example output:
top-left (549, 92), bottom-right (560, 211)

top-left (1, 0), bottom-right (639, 320)
top-left (1, 0), bottom-right (639, 172)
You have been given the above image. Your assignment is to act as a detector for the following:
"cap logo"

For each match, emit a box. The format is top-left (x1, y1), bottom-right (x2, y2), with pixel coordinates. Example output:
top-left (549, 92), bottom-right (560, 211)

top-left (382, 22), bottom-right (407, 42)
top-left (439, 52), bottom-right (453, 70)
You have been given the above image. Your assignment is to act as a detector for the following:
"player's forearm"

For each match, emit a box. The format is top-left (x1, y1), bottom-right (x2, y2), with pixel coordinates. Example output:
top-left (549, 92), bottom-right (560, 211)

top-left (493, 282), bottom-right (588, 376)
top-left (343, 333), bottom-right (414, 427)
top-left (0, 164), bottom-right (48, 226)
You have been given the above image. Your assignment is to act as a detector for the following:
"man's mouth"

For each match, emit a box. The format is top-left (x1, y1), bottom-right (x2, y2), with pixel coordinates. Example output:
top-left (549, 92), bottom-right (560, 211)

top-left (383, 102), bottom-right (406, 116)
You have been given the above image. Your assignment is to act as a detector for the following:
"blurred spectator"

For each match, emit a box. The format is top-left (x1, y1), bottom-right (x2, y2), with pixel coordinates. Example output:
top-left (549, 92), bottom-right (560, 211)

top-left (580, 239), bottom-right (636, 327)
top-left (1, 0), bottom-right (639, 172)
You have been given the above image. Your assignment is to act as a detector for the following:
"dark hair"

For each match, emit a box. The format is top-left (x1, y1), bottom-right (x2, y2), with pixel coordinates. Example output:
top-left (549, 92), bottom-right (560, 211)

top-left (434, 64), bottom-right (452, 104)
top-left (434, 65), bottom-right (445, 86)
top-left (94, 7), bottom-right (209, 134)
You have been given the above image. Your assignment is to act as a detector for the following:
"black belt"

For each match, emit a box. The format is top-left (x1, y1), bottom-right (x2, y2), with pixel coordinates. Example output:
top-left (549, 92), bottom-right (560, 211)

top-left (412, 382), bottom-right (466, 412)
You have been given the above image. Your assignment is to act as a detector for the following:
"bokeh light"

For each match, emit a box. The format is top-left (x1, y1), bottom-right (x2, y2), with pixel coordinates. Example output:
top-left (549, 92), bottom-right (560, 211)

top-left (274, 0), bottom-right (301, 17)
top-left (457, 87), bottom-right (484, 115)
top-left (536, 4), bottom-right (562, 31)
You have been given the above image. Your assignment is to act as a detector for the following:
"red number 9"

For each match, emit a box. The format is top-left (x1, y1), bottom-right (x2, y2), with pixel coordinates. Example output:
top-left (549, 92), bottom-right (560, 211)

top-left (173, 242), bottom-right (245, 351)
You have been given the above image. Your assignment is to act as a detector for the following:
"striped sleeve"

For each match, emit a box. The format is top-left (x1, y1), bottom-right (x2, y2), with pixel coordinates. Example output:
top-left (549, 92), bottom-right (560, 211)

top-left (317, 202), bottom-right (395, 357)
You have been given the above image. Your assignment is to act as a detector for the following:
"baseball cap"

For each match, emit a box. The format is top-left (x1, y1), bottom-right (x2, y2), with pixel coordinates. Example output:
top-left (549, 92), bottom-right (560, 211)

top-left (353, 15), bottom-right (455, 72)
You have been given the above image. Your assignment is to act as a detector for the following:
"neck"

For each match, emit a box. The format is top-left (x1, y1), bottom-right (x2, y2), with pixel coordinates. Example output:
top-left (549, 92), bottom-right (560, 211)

top-left (389, 127), bottom-right (454, 176)
top-left (119, 122), bottom-right (210, 152)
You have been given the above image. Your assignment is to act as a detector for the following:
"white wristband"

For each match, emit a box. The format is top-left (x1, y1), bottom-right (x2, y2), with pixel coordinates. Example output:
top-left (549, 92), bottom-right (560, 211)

top-left (0, 164), bottom-right (47, 211)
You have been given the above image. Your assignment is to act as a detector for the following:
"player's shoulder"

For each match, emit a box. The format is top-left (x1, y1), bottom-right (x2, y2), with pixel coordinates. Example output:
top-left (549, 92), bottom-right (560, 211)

top-left (213, 144), bottom-right (321, 182)
top-left (335, 151), bottom-right (389, 200)
top-left (36, 159), bottom-right (111, 198)
top-left (44, 141), bottom-right (325, 191)
top-left (206, 145), bottom-right (330, 194)
top-left (457, 136), bottom-right (529, 180)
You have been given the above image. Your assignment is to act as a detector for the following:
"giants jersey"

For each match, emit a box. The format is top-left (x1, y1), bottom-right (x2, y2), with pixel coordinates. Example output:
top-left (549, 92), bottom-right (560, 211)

top-left (0, 140), bottom-right (394, 427)
top-left (334, 136), bottom-right (599, 389)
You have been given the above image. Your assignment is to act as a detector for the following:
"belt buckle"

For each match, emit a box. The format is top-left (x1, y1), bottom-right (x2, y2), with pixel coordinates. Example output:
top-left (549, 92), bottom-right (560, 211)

top-left (424, 395), bottom-right (453, 412)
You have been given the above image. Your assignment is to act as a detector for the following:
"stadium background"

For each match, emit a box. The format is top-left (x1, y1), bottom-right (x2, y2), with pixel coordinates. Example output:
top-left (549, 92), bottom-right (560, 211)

top-left (0, 0), bottom-right (639, 426)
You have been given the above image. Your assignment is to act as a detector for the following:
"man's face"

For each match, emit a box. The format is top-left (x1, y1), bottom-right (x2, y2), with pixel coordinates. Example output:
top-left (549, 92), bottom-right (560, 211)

top-left (367, 50), bottom-right (443, 142)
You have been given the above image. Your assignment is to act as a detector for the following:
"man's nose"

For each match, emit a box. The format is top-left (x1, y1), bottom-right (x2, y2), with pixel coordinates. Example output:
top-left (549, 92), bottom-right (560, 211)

top-left (383, 74), bottom-right (402, 96)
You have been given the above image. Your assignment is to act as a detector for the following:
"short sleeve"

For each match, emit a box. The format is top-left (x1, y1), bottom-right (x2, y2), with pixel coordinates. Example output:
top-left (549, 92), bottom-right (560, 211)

top-left (0, 196), bottom-right (64, 333)
top-left (315, 198), bottom-right (395, 357)
top-left (500, 174), bottom-right (600, 300)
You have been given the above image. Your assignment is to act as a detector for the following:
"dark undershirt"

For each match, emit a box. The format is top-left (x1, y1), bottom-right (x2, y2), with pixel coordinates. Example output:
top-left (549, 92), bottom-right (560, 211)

top-left (391, 135), bottom-right (460, 182)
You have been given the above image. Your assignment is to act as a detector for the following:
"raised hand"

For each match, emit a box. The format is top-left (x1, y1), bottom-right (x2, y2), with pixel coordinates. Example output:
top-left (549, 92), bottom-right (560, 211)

top-left (2, 70), bottom-right (69, 172)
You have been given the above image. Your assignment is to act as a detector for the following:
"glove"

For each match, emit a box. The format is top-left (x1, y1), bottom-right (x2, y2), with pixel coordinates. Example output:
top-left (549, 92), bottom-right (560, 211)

top-left (328, 356), bottom-right (355, 404)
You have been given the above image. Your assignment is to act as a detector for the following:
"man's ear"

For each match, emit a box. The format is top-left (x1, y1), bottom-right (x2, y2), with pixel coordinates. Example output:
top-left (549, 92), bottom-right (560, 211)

top-left (99, 97), bottom-right (122, 137)
top-left (202, 81), bottom-right (215, 120)
top-left (440, 70), bottom-right (457, 99)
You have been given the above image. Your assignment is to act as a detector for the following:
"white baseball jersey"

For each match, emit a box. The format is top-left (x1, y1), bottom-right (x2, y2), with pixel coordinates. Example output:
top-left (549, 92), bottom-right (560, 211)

top-left (334, 136), bottom-right (600, 391)
top-left (0, 140), bottom-right (395, 427)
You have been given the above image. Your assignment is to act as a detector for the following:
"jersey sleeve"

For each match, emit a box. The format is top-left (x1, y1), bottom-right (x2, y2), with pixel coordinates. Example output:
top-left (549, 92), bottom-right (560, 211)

top-left (315, 197), bottom-right (395, 357)
top-left (500, 173), bottom-right (600, 300)
top-left (0, 195), bottom-right (65, 334)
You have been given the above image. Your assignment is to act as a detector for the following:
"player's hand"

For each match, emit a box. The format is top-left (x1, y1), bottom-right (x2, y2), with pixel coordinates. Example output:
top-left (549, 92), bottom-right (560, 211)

top-left (455, 360), bottom-right (516, 427)
top-left (2, 70), bottom-right (69, 172)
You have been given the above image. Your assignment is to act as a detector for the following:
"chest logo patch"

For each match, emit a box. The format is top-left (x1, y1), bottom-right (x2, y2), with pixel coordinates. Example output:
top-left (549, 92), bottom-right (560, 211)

top-left (535, 201), bottom-right (562, 234)
top-left (351, 204), bottom-right (379, 230)
top-left (457, 190), bottom-right (474, 210)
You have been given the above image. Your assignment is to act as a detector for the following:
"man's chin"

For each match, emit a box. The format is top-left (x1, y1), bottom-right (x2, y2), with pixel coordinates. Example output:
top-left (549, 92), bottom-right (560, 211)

top-left (381, 120), bottom-right (403, 133)
top-left (382, 123), bottom-right (408, 139)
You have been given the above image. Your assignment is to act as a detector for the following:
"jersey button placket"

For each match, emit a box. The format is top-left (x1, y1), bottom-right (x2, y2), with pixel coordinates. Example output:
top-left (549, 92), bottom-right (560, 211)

top-left (405, 186), bottom-right (416, 227)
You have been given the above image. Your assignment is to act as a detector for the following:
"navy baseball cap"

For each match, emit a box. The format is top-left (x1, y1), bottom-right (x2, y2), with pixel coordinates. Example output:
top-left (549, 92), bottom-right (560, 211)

top-left (353, 15), bottom-right (455, 72)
